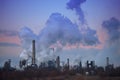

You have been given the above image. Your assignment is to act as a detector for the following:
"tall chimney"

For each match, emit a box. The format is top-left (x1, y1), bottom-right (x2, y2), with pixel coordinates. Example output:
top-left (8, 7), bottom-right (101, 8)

top-left (79, 61), bottom-right (82, 68)
top-left (32, 40), bottom-right (35, 65)
top-left (56, 56), bottom-right (60, 69)
top-left (67, 58), bottom-right (69, 69)
top-left (106, 57), bottom-right (109, 66)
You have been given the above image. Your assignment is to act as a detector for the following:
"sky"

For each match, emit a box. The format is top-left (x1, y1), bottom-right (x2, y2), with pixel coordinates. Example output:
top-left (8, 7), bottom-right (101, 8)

top-left (0, 0), bottom-right (120, 68)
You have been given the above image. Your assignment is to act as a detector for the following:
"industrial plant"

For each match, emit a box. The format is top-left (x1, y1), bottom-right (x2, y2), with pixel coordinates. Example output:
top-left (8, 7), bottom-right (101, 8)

top-left (0, 40), bottom-right (120, 80)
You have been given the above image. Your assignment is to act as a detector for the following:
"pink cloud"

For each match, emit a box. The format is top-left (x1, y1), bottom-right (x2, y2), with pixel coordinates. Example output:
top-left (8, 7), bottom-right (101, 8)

top-left (0, 35), bottom-right (21, 46)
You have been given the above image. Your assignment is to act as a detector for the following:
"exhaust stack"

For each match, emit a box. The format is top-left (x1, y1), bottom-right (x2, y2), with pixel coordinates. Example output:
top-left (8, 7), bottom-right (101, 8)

top-left (106, 57), bottom-right (109, 66)
top-left (32, 40), bottom-right (35, 65)
top-left (56, 56), bottom-right (60, 69)
top-left (67, 58), bottom-right (69, 69)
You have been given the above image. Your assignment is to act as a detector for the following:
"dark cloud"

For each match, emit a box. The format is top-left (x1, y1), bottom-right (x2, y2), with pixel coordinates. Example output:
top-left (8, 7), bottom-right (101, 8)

top-left (66, 0), bottom-right (99, 45)
top-left (102, 17), bottom-right (120, 42)
top-left (0, 42), bottom-right (20, 47)
top-left (66, 0), bottom-right (86, 24)
top-left (0, 30), bottom-right (18, 36)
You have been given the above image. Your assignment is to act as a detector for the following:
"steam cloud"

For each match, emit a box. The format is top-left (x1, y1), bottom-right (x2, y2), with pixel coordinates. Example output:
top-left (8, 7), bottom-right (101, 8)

top-left (19, 0), bottom-right (99, 64)
top-left (19, 13), bottom-right (99, 63)
top-left (38, 13), bottom-right (81, 47)
top-left (19, 27), bottom-right (38, 50)
top-left (66, 0), bottom-right (86, 24)
top-left (38, 13), bottom-right (99, 47)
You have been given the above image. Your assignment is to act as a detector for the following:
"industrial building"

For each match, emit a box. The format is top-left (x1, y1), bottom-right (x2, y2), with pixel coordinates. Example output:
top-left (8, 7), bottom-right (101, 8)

top-left (0, 40), bottom-right (120, 80)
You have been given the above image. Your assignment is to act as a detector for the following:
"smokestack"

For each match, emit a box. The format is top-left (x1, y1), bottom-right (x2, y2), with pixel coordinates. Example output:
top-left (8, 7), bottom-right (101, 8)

top-left (79, 61), bottom-right (82, 68)
top-left (56, 56), bottom-right (60, 69)
top-left (86, 60), bottom-right (89, 68)
top-left (32, 40), bottom-right (35, 65)
top-left (106, 57), bottom-right (109, 66)
top-left (67, 58), bottom-right (69, 69)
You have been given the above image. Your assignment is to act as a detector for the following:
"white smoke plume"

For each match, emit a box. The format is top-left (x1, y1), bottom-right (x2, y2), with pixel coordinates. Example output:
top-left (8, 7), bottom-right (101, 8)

top-left (19, 13), bottom-right (99, 65)
top-left (19, 0), bottom-right (100, 65)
